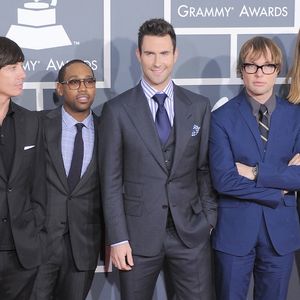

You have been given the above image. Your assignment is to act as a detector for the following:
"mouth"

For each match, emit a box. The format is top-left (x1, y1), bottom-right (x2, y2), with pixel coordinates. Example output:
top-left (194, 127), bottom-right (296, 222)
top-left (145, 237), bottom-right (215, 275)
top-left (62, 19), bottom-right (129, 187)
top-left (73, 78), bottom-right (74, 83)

top-left (16, 82), bottom-right (24, 88)
top-left (253, 81), bottom-right (265, 87)
top-left (76, 94), bottom-right (89, 102)
top-left (152, 68), bottom-right (164, 75)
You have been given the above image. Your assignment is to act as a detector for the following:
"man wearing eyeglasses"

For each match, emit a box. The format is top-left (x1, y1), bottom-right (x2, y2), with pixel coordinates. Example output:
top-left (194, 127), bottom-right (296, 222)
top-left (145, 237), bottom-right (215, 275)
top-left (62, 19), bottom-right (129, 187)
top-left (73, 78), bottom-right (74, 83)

top-left (31, 59), bottom-right (103, 300)
top-left (209, 36), bottom-right (300, 300)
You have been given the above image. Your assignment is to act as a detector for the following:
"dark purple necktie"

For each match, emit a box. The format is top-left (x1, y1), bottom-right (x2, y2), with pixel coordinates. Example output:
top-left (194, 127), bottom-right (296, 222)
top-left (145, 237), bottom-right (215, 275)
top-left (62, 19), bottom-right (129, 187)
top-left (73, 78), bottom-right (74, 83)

top-left (68, 123), bottom-right (84, 191)
top-left (152, 93), bottom-right (171, 144)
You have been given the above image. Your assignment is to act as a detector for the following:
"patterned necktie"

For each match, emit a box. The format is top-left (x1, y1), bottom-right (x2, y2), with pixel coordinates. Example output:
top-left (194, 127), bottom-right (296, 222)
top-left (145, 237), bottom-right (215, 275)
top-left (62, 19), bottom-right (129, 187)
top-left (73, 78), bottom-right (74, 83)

top-left (258, 104), bottom-right (269, 145)
top-left (152, 93), bottom-right (171, 144)
top-left (68, 123), bottom-right (84, 191)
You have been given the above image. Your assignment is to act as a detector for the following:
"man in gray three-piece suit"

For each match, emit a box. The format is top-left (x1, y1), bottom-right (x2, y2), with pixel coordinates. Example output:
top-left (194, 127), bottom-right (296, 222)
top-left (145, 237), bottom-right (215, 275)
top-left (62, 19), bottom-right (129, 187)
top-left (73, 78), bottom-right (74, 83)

top-left (31, 60), bottom-right (102, 300)
top-left (99, 19), bottom-right (217, 300)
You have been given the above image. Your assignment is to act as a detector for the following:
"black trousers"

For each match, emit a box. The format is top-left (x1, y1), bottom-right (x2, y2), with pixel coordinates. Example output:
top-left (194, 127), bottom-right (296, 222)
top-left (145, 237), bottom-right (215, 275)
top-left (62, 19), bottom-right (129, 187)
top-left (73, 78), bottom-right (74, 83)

top-left (31, 234), bottom-right (95, 300)
top-left (0, 250), bottom-right (37, 300)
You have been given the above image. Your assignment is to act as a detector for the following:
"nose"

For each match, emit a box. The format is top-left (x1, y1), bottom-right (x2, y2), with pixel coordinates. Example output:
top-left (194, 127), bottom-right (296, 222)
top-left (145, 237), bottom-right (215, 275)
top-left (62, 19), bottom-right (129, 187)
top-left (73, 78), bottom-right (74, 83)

top-left (255, 67), bottom-right (264, 76)
top-left (18, 64), bottom-right (26, 79)
top-left (153, 54), bottom-right (161, 67)
top-left (78, 80), bottom-right (87, 91)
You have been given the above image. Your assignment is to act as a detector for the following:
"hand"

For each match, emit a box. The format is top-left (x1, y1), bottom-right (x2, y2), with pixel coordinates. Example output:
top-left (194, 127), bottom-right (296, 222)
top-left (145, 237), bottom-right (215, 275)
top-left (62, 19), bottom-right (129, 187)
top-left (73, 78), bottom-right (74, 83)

top-left (110, 242), bottom-right (134, 271)
top-left (235, 162), bottom-right (255, 180)
top-left (288, 153), bottom-right (300, 166)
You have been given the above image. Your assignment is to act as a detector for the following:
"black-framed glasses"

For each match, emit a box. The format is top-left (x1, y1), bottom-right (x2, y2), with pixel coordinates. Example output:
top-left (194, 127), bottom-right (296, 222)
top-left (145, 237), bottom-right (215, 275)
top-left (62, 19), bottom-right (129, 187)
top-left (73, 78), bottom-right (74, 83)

top-left (60, 78), bottom-right (96, 90)
top-left (243, 63), bottom-right (278, 75)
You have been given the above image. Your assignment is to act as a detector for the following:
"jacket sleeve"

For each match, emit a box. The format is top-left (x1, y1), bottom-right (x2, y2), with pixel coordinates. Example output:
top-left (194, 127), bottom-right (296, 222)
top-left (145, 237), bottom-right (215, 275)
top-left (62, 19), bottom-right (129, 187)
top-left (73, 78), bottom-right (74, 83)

top-left (197, 100), bottom-right (217, 227)
top-left (98, 103), bottom-right (129, 245)
top-left (209, 112), bottom-right (282, 209)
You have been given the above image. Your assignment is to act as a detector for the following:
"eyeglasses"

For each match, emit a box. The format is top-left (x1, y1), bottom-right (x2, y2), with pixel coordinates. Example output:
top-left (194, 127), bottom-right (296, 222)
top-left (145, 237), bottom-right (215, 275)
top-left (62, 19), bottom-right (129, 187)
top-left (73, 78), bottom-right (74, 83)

top-left (243, 63), bottom-right (278, 75)
top-left (60, 78), bottom-right (96, 90)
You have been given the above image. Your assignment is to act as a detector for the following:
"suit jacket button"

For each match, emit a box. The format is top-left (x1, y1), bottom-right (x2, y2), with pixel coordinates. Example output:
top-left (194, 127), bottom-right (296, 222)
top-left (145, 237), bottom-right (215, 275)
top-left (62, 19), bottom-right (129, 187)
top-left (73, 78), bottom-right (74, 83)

top-left (7, 187), bottom-right (13, 192)
top-left (2, 218), bottom-right (8, 222)
top-left (162, 205), bottom-right (168, 209)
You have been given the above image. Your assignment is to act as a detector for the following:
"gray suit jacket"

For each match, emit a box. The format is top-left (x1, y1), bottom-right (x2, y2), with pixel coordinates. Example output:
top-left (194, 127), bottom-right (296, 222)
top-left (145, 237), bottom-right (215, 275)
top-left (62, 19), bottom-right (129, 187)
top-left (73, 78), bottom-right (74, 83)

top-left (99, 83), bottom-right (217, 256)
top-left (0, 102), bottom-right (46, 269)
top-left (42, 107), bottom-right (102, 271)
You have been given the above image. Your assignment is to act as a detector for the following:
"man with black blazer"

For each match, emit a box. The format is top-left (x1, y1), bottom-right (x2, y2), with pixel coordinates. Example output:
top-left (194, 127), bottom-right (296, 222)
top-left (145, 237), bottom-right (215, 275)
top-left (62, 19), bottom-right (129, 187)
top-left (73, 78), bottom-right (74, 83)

top-left (99, 19), bottom-right (217, 300)
top-left (31, 59), bottom-right (102, 300)
top-left (0, 36), bottom-right (46, 300)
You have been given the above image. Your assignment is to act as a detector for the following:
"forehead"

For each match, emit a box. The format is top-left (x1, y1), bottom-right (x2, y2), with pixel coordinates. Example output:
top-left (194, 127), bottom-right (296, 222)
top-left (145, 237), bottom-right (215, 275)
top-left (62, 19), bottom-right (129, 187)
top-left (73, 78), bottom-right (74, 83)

top-left (245, 47), bottom-right (272, 63)
top-left (141, 35), bottom-right (173, 50)
top-left (64, 63), bottom-right (93, 78)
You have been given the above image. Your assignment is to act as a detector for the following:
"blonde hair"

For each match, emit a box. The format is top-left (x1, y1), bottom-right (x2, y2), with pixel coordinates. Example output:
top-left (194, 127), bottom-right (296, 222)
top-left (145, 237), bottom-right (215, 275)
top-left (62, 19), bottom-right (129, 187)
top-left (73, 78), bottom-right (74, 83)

top-left (287, 29), bottom-right (300, 104)
top-left (237, 36), bottom-right (282, 77)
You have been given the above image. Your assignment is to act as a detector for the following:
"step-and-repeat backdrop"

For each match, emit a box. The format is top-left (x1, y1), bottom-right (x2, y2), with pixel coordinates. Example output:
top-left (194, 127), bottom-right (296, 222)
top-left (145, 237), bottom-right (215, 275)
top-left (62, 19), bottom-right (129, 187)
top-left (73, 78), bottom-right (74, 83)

top-left (1, 1), bottom-right (299, 299)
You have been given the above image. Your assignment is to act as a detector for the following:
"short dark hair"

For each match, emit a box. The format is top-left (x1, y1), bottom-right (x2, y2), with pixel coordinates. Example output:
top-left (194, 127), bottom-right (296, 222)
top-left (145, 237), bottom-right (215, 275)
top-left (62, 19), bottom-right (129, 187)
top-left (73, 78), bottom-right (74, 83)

top-left (0, 36), bottom-right (24, 69)
top-left (138, 18), bottom-right (176, 53)
top-left (57, 59), bottom-right (94, 82)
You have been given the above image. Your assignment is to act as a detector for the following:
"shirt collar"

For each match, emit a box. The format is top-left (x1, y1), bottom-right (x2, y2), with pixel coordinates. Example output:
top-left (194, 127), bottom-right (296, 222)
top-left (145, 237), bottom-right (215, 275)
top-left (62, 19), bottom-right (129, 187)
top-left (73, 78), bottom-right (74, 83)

top-left (141, 78), bottom-right (173, 100)
top-left (61, 106), bottom-right (93, 129)
top-left (245, 90), bottom-right (276, 117)
top-left (6, 100), bottom-right (15, 117)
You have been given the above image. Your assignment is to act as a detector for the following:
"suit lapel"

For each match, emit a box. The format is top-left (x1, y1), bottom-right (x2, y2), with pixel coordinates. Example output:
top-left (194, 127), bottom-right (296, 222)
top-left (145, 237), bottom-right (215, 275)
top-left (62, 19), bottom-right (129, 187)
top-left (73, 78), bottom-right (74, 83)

top-left (0, 155), bottom-right (6, 181)
top-left (7, 105), bottom-right (26, 183)
top-left (123, 84), bottom-right (168, 173)
top-left (170, 86), bottom-right (193, 177)
top-left (238, 95), bottom-right (264, 157)
top-left (264, 97), bottom-right (283, 156)
top-left (44, 108), bottom-right (68, 190)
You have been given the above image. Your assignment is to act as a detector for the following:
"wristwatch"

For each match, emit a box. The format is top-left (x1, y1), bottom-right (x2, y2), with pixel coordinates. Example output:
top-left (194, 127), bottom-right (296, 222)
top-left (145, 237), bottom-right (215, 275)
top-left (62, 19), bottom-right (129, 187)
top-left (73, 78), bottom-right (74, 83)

top-left (252, 164), bottom-right (258, 181)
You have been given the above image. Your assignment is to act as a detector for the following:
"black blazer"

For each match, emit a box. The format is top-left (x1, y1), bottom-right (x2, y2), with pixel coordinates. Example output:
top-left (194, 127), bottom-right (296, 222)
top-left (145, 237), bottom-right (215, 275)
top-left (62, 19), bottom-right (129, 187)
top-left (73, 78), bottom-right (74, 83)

top-left (0, 102), bottom-right (46, 269)
top-left (42, 107), bottom-right (103, 270)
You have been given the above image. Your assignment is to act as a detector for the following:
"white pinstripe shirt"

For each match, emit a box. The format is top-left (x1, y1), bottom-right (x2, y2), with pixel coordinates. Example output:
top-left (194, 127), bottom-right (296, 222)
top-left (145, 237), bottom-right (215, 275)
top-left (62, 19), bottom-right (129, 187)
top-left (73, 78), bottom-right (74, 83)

top-left (141, 78), bottom-right (174, 126)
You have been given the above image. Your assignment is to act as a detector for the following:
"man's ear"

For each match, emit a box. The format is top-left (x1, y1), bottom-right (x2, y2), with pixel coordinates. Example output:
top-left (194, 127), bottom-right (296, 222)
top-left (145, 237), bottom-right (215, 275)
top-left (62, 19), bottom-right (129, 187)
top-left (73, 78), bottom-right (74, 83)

top-left (56, 82), bottom-right (64, 97)
top-left (174, 47), bottom-right (179, 63)
top-left (136, 48), bottom-right (141, 63)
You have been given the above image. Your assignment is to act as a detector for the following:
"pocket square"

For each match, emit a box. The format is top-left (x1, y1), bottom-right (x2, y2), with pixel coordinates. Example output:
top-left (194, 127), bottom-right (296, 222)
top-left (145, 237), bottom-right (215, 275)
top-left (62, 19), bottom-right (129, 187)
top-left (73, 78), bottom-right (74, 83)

top-left (24, 145), bottom-right (35, 150)
top-left (191, 124), bottom-right (200, 137)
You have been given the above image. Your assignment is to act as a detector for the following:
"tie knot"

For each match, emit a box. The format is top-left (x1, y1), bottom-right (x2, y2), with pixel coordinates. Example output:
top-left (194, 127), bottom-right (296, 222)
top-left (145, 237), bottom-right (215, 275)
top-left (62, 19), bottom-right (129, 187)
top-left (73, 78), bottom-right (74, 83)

top-left (75, 123), bottom-right (84, 132)
top-left (259, 105), bottom-right (268, 115)
top-left (153, 93), bottom-right (167, 106)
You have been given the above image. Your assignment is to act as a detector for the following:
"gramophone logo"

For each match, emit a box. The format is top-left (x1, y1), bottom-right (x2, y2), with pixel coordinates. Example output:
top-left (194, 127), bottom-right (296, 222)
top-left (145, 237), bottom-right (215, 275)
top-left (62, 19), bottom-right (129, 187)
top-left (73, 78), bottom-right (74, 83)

top-left (6, 0), bottom-right (72, 50)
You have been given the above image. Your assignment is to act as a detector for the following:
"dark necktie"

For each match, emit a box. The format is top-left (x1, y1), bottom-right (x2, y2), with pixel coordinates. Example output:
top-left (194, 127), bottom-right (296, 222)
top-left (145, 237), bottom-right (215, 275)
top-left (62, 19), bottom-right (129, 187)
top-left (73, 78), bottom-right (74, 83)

top-left (152, 93), bottom-right (171, 144)
top-left (258, 104), bottom-right (269, 145)
top-left (68, 123), bottom-right (84, 191)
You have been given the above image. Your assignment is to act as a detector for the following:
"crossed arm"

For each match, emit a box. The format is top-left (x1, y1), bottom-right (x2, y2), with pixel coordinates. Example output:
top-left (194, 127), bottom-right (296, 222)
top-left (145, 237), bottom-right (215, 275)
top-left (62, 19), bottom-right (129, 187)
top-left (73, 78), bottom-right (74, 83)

top-left (236, 153), bottom-right (300, 189)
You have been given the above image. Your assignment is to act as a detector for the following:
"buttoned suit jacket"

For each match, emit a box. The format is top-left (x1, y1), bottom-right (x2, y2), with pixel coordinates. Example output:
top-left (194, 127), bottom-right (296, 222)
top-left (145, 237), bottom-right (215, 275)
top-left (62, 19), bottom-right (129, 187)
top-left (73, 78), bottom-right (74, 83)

top-left (0, 102), bottom-right (46, 269)
top-left (210, 90), bottom-right (300, 256)
top-left (42, 107), bottom-right (102, 270)
top-left (99, 82), bottom-right (217, 256)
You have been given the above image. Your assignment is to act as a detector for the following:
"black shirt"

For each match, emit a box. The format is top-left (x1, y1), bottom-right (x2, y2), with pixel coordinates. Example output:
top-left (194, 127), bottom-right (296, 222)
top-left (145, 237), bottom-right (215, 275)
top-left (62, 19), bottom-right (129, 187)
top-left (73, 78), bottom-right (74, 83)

top-left (0, 100), bottom-right (16, 250)
top-left (0, 101), bottom-right (16, 178)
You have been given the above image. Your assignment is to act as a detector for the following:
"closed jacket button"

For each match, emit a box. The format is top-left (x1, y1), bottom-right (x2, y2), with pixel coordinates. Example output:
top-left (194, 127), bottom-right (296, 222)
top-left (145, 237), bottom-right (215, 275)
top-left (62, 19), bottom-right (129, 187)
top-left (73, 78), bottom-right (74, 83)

top-left (7, 187), bottom-right (13, 192)
top-left (2, 217), bottom-right (8, 222)
top-left (162, 205), bottom-right (168, 209)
